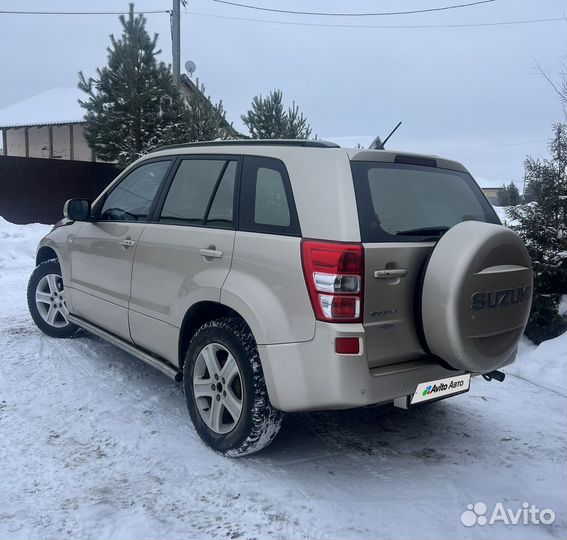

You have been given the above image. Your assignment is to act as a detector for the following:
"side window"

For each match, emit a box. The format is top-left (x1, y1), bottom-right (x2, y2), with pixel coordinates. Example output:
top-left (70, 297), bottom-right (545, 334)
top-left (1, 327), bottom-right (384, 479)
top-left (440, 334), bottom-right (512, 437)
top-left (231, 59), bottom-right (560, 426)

top-left (254, 167), bottom-right (290, 227)
top-left (159, 158), bottom-right (237, 228)
top-left (239, 156), bottom-right (300, 236)
top-left (207, 161), bottom-right (237, 225)
top-left (99, 160), bottom-right (171, 221)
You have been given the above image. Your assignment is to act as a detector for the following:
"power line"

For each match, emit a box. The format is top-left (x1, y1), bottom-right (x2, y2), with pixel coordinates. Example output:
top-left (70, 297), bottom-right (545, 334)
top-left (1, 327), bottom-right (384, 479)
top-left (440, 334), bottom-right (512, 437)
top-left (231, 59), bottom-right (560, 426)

top-left (211, 0), bottom-right (497, 17)
top-left (190, 12), bottom-right (565, 29)
top-left (0, 9), bottom-right (170, 16)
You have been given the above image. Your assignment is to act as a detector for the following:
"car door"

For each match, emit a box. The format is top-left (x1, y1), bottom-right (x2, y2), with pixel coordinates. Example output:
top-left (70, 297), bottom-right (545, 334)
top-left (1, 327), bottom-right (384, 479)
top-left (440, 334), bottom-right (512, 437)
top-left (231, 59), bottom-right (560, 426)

top-left (350, 159), bottom-right (500, 368)
top-left (128, 155), bottom-right (238, 364)
top-left (68, 158), bottom-right (174, 342)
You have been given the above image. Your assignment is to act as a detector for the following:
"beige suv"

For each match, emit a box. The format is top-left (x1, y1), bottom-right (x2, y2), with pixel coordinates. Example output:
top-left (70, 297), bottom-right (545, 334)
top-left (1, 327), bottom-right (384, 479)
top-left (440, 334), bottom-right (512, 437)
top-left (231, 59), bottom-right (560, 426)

top-left (27, 140), bottom-right (533, 456)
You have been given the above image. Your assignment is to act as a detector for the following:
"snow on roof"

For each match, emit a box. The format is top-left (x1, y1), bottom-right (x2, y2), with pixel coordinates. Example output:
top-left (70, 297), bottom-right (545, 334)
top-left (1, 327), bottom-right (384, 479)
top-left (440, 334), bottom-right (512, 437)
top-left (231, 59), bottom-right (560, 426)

top-left (0, 87), bottom-right (85, 129)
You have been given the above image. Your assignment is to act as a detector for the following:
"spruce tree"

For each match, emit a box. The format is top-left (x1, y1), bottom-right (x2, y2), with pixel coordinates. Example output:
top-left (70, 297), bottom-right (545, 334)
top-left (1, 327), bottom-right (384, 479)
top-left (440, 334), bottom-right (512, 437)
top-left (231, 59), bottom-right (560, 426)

top-left (507, 182), bottom-right (522, 205)
top-left (497, 182), bottom-right (522, 206)
top-left (497, 184), bottom-right (510, 206)
top-left (507, 123), bottom-right (567, 343)
top-left (78, 4), bottom-right (186, 166)
top-left (241, 89), bottom-right (312, 139)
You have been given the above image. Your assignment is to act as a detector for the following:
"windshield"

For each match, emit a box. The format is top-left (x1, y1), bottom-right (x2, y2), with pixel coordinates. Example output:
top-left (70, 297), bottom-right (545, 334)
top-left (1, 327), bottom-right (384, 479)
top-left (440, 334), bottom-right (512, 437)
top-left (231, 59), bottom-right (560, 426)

top-left (351, 162), bottom-right (499, 242)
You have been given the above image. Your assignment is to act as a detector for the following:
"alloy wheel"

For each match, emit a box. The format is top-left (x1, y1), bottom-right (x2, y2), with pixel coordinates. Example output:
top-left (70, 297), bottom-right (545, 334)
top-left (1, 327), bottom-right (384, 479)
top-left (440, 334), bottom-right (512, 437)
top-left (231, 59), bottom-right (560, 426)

top-left (35, 273), bottom-right (69, 328)
top-left (193, 342), bottom-right (243, 434)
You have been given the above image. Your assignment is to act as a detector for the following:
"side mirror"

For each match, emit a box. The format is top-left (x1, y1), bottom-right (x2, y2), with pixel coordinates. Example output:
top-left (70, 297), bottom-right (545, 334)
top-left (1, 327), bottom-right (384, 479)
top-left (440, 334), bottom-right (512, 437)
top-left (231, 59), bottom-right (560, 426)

top-left (64, 199), bottom-right (91, 221)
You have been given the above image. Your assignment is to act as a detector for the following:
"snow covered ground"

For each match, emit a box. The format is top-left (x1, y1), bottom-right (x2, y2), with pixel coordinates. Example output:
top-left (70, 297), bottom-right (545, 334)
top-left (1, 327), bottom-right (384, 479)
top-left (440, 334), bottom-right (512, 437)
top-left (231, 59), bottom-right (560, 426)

top-left (0, 217), bottom-right (565, 540)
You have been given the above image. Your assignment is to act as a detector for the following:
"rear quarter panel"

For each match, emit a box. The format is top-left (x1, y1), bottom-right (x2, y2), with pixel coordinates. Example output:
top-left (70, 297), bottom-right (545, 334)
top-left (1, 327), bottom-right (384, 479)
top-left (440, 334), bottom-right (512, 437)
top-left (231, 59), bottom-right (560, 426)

top-left (221, 232), bottom-right (315, 344)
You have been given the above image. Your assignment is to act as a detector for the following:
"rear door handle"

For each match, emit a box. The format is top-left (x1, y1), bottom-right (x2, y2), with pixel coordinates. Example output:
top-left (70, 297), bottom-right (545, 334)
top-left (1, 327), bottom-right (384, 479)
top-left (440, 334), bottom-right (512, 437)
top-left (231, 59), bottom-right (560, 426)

top-left (199, 248), bottom-right (223, 259)
top-left (374, 269), bottom-right (408, 279)
top-left (119, 238), bottom-right (136, 247)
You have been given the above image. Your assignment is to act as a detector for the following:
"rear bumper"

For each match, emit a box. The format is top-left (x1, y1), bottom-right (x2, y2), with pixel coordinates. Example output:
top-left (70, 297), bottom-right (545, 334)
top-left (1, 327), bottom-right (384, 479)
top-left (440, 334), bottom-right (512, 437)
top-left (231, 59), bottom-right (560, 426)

top-left (258, 321), bottom-right (467, 412)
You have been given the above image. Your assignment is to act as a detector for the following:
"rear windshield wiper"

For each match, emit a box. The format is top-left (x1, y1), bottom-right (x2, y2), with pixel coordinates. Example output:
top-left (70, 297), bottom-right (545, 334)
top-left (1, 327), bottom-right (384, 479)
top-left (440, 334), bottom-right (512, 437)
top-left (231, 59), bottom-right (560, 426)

top-left (396, 226), bottom-right (450, 237)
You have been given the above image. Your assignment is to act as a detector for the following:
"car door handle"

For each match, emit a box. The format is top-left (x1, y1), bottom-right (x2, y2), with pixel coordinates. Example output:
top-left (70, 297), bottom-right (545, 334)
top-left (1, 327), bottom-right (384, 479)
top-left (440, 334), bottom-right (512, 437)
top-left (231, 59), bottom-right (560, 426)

top-left (374, 269), bottom-right (408, 279)
top-left (119, 238), bottom-right (136, 247)
top-left (199, 248), bottom-right (223, 259)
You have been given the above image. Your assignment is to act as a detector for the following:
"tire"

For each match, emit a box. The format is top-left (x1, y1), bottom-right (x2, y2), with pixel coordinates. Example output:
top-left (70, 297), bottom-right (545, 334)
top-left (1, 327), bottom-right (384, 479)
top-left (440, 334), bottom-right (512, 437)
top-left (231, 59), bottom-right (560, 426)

top-left (183, 317), bottom-right (283, 457)
top-left (27, 258), bottom-right (80, 338)
top-left (420, 221), bottom-right (532, 372)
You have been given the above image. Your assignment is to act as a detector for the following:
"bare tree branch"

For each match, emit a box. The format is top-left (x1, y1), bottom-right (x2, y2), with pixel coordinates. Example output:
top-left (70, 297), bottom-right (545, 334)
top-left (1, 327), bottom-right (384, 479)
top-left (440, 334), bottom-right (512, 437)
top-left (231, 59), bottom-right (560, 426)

top-left (533, 59), bottom-right (567, 119)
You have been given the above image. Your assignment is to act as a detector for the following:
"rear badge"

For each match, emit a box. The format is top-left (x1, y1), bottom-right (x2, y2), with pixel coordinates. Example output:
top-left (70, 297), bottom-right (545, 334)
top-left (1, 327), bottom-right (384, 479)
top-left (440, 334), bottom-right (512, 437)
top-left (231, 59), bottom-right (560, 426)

top-left (411, 374), bottom-right (471, 404)
top-left (470, 286), bottom-right (531, 310)
top-left (370, 308), bottom-right (397, 318)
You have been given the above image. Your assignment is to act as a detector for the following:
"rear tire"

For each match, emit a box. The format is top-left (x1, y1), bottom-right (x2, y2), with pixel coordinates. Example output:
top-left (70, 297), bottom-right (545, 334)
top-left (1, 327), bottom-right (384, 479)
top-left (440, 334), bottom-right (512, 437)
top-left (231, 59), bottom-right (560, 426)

top-left (183, 317), bottom-right (283, 456)
top-left (27, 259), bottom-right (80, 338)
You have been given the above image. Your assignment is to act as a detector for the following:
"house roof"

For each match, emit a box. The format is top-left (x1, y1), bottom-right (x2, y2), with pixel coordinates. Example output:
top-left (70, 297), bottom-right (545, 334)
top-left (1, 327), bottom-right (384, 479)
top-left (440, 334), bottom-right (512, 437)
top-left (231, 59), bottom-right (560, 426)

top-left (0, 87), bottom-right (85, 129)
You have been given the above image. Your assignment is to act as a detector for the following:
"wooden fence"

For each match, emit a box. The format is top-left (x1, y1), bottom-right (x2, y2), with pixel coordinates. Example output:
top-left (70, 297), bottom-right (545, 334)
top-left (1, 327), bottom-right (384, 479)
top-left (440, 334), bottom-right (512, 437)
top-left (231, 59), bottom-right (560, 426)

top-left (0, 156), bottom-right (122, 224)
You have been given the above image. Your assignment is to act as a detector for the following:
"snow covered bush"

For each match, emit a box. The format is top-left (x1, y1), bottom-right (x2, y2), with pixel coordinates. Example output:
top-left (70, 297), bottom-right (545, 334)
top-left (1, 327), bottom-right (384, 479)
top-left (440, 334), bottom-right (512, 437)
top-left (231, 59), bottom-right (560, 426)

top-left (508, 123), bottom-right (567, 343)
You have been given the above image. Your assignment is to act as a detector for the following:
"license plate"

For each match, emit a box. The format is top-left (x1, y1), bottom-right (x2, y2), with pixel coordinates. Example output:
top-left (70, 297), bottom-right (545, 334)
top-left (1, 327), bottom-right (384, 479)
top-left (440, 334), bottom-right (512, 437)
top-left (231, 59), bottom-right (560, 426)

top-left (411, 374), bottom-right (471, 404)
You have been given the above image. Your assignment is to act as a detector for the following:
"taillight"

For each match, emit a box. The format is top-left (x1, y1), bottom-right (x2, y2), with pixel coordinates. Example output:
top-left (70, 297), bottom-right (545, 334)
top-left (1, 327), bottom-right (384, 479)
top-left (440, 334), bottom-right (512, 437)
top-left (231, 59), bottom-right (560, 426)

top-left (301, 239), bottom-right (364, 323)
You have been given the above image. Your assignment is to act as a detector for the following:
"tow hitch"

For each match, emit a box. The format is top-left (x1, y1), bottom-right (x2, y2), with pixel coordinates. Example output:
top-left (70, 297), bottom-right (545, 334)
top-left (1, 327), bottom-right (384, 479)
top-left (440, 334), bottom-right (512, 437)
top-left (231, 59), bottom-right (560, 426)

top-left (482, 370), bottom-right (506, 383)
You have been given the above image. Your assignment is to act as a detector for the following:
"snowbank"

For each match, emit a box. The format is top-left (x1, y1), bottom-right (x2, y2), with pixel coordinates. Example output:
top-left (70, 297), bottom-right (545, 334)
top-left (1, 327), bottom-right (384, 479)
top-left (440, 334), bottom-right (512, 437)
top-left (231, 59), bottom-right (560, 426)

top-left (507, 333), bottom-right (567, 396)
top-left (0, 217), bottom-right (51, 269)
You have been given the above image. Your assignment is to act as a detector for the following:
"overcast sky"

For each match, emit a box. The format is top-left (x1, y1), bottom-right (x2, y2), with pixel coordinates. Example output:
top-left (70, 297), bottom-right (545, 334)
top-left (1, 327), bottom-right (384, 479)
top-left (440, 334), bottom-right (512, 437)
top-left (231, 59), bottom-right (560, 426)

top-left (0, 0), bottom-right (565, 186)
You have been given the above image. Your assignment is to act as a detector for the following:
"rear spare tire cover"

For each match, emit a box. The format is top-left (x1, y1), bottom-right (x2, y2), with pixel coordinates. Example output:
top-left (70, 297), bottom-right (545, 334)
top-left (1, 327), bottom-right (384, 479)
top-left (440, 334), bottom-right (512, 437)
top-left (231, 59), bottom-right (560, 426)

top-left (421, 221), bottom-right (532, 373)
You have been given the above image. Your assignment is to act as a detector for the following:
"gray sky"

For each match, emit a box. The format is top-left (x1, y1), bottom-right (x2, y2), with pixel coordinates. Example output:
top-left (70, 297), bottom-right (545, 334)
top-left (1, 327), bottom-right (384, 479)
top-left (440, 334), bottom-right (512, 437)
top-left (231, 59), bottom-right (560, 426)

top-left (0, 0), bottom-right (565, 186)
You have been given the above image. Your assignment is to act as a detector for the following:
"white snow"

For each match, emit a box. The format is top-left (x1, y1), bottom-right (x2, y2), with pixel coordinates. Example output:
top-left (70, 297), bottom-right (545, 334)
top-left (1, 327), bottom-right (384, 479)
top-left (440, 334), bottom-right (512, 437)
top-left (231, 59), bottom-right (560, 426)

top-left (0, 87), bottom-right (85, 128)
top-left (507, 334), bottom-right (566, 397)
top-left (0, 218), bottom-right (565, 539)
top-left (0, 217), bottom-right (52, 269)
top-left (492, 206), bottom-right (519, 227)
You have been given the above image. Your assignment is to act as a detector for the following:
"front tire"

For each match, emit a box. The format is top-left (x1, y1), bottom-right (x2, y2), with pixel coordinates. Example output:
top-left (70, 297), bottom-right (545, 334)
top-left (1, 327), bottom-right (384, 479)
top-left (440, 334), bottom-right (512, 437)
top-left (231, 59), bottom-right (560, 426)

top-left (183, 317), bottom-right (283, 456)
top-left (27, 259), bottom-right (79, 338)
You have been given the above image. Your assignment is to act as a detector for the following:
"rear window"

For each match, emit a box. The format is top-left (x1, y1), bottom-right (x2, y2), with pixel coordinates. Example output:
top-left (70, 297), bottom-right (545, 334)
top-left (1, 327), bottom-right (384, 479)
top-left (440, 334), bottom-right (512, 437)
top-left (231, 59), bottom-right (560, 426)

top-left (351, 162), bottom-right (499, 242)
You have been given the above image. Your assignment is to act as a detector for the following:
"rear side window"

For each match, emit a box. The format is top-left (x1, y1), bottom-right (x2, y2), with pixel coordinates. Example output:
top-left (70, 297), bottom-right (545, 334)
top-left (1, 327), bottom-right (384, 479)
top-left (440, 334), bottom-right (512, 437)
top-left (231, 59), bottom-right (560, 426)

top-left (159, 158), bottom-right (237, 228)
top-left (239, 156), bottom-right (300, 236)
top-left (351, 162), bottom-right (499, 242)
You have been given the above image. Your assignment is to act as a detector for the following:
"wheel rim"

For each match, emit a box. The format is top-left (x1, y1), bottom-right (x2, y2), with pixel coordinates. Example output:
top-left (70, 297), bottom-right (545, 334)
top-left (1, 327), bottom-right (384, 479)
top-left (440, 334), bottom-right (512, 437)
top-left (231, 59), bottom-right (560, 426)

top-left (193, 342), bottom-right (243, 434)
top-left (35, 273), bottom-right (70, 329)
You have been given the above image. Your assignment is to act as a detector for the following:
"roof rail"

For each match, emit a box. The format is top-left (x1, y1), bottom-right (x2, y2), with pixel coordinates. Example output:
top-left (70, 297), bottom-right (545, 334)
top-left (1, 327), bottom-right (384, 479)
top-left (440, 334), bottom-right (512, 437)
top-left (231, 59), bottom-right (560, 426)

top-left (149, 139), bottom-right (340, 153)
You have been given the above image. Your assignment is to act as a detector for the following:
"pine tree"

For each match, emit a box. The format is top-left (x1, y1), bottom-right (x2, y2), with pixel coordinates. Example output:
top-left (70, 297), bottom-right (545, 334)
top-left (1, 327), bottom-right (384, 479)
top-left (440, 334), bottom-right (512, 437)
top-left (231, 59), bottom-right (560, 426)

top-left (497, 182), bottom-right (522, 206)
top-left (78, 4), bottom-right (186, 166)
top-left (284, 100), bottom-right (312, 139)
top-left (507, 123), bottom-right (567, 343)
top-left (497, 184), bottom-right (510, 206)
top-left (507, 182), bottom-right (522, 205)
top-left (184, 80), bottom-right (238, 142)
top-left (241, 89), bottom-right (312, 139)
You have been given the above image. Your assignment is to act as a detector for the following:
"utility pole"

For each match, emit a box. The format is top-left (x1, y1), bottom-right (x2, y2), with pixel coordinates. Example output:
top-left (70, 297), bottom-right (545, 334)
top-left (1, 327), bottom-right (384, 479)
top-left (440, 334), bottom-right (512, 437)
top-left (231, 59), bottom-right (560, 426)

top-left (172, 0), bottom-right (181, 89)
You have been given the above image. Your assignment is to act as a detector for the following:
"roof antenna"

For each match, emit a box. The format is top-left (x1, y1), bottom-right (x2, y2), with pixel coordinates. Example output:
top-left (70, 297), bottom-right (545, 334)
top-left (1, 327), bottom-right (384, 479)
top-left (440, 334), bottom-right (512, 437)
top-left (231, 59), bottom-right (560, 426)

top-left (368, 121), bottom-right (402, 150)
